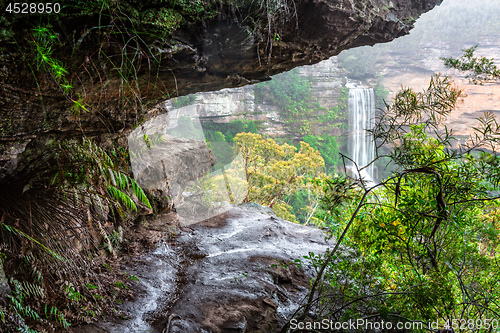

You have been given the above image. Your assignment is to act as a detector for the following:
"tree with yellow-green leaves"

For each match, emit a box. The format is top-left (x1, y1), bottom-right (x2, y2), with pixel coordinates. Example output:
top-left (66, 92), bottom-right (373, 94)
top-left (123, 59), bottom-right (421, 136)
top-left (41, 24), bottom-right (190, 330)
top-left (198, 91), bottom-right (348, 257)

top-left (234, 132), bottom-right (325, 222)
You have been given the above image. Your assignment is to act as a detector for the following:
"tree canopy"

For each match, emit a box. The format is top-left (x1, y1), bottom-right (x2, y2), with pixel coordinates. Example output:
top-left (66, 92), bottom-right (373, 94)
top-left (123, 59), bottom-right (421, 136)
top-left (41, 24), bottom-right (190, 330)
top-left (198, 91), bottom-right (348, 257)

top-left (282, 59), bottom-right (500, 331)
top-left (234, 132), bottom-right (325, 222)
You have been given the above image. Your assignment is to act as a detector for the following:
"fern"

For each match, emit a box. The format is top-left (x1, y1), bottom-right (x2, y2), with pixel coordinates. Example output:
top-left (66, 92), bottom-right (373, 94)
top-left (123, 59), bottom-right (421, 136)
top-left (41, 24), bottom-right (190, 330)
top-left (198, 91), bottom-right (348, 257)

top-left (0, 138), bottom-right (153, 329)
top-left (64, 285), bottom-right (86, 303)
top-left (125, 272), bottom-right (140, 282)
top-left (44, 305), bottom-right (71, 328)
top-left (119, 171), bottom-right (130, 190)
top-left (107, 186), bottom-right (137, 212)
top-left (109, 227), bottom-right (123, 252)
top-left (23, 254), bottom-right (43, 284)
top-left (56, 138), bottom-right (152, 213)
top-left (1, 224), bottom-right (65, 261)
top-left (110, 169), bottom-right (130, 190)
top-left (9, 279), bottom-right (41, 322)
top-left (85, 283), bottom-right (98, 291)
top-left (10, 297), bottom-right (40, 322)
top-left (20, 281), bottom-right (45, 299)
top-left (130, 178), bottom-right (152, 209)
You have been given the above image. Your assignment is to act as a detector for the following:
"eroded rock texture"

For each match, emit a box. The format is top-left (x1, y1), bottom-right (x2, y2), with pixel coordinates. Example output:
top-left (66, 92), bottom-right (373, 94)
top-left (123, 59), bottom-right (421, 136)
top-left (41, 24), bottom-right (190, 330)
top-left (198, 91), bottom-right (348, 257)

top-left (72, 203), bottom-right (334, 333)
top-left (166, 203), bottom-right (333, 332)
top-left (0, 0), bottom-right (442, 181)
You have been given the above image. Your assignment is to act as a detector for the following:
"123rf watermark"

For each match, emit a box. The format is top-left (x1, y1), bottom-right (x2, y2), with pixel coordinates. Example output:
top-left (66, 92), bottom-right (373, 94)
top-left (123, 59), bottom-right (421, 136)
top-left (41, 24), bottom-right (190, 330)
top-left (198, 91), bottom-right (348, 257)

top-left (290, 318), bottom-right (500, 331)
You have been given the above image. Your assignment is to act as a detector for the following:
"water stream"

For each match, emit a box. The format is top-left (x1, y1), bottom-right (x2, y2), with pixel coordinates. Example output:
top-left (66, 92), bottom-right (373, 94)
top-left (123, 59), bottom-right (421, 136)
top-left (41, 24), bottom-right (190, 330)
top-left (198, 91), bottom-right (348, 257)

top-left (347, 87), bottom-right (376, 184)
top-left (101, 242), bottom-right (180, 333)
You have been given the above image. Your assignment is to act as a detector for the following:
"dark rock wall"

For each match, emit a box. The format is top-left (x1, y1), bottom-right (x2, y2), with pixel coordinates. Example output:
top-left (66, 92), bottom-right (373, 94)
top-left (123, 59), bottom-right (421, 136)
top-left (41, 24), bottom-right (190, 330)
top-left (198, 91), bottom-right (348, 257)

top-left (0, 0), bottom-right (442, 180)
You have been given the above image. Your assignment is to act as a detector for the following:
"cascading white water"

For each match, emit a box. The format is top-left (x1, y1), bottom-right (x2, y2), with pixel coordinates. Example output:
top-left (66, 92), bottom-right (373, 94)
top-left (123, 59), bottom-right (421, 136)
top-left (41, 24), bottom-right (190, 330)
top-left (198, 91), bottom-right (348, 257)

top-left (348, 88), bottom-right (375, 184)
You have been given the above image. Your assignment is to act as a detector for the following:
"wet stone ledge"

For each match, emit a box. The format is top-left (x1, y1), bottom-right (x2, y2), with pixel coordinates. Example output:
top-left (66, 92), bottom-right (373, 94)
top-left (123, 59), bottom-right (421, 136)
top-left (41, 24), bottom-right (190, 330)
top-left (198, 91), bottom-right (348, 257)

top-left (72, 203), bottom-right (333, 333)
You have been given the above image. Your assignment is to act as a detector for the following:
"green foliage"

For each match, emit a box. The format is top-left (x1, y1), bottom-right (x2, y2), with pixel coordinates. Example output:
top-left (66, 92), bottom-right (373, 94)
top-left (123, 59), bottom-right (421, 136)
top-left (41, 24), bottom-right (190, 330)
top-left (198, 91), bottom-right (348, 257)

top-left (282, 191), bottom-right (309, 223)
top-left (302, 134), bottom-right (341, 171)
top-left (142, 7), bottom-right (183, 31)
top-left (340, 127), bottom-right (500, 325)
top-left (442, 45), bottom-right (500, 83)
top-left (229, 119), bottom-right (246, 135)
top-left (5, 278), bottom-right (70, 330)
top-left (288, 74), bottom-right (500, 330)
top-left (13, 0), bottom-right (300, 128)
top-left (85, 283), bottom-right (98, 291)
top-left (164, 0), bottom-right (208, 19)
top-left (255, 69), bottom-right (327, 135)
top-left (284, 177), bottom-right (331, 225)
top-left (204, 119), bottom-right (258, 143)
top-left (24, 1), bottom-right (176, 117)
top-left (30, 24), bottom-right (93, 116)
top-left (44, 304), bottom-right (71, 329)
top-left (108, 227), bottom-right (124, 253)
top-left (234, 132), bottom-right (325, 222)
top-left (32, 25), bottom-right (61, 72)
top-left (52, 138), bottom-right (152, 218)
top-left (125, 272), bottom-right (140, 282)
top-left (319, 175), bottom-right (359, 216)
top-left (373, 78), bottom-right (389, 110)
top-left (246, 120), bottom-right (258, 133)
top-left (9, 279), bottom-right (40, 322)
top-left (254, 69), bottom-right (347, 161)
top-left (211, 131), bottom-right (226, 142)
top-left (70, 94), bottom-right (89, 116)
top-left (337, 86), bottom-right (349, 110)
top-left (114, 281), bottom-right (128, 290)
top-left (0, 138), bottom-right (151, 329)
top-left (319, 86), bottom-right (348, 137)
top-left (202, 119), bottom-right (259, 169)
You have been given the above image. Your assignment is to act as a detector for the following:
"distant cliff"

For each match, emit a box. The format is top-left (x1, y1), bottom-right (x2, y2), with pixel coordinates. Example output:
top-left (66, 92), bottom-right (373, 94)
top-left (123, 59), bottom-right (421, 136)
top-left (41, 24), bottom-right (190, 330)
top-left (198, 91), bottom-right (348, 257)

top-left (0, 0), bottom-right (442, 180)
top-left (163, 57), bottom-right (347, 140)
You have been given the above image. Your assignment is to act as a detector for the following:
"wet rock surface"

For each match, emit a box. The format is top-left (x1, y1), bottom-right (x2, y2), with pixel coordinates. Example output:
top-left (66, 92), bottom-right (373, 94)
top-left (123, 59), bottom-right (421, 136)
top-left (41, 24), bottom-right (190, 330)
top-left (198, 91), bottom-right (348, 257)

top-left (167, 203), bottom-right (333, 333)
top-left (76, 204), bottom-right (333, 333)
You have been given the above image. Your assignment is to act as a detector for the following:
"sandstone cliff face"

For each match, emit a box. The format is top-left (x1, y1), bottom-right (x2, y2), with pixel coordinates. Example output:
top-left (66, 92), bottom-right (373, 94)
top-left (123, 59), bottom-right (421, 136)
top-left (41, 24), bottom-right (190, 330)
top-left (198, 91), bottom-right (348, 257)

top-left (0, 0), bottom-right (442, 181)
top-left (371, 39), bottom-right (500, 141)
top-left (163, 56), bottom-right (346, 138)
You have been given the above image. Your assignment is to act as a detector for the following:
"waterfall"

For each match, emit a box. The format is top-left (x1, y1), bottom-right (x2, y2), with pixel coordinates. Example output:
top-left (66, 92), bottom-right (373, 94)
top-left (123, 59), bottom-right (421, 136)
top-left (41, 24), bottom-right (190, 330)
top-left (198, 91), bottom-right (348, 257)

top-left (348, 88), bottom-right (375, 184)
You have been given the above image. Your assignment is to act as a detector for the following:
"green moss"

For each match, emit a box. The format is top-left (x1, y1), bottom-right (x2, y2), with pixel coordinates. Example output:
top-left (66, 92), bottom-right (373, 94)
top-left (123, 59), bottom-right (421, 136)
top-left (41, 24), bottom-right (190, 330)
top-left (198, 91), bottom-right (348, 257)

top-left (173, 0), bottom-right (205, 16)
top-left (142, 8), bottom-right (183, 31)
